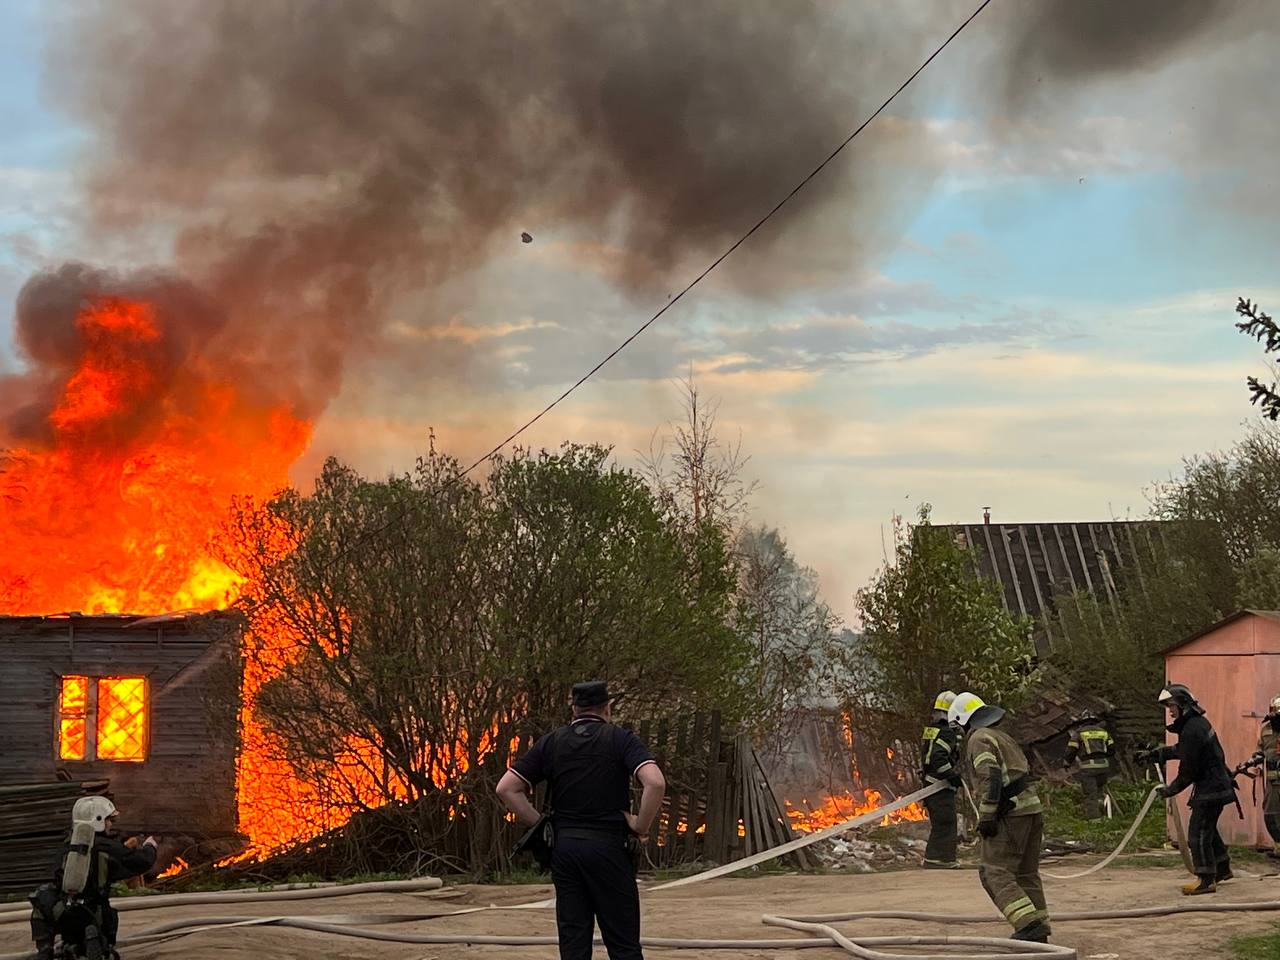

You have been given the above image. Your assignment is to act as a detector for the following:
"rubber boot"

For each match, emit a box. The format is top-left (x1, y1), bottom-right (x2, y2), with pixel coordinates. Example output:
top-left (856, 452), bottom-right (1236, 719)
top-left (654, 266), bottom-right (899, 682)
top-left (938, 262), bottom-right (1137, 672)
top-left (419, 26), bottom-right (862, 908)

top-left (1216, 861), bottom-right (1234, 883)
top-left (1010, 920), bottom-right (1051, 943)
top-left (1181, 875), bottom-right (1217, 896)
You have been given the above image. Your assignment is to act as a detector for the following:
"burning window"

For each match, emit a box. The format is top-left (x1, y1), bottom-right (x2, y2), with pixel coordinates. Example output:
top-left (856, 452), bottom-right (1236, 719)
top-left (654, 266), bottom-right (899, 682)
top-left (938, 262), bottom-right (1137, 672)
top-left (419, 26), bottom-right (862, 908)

top-left (56, 675), bottom-right (149, 762)
top-left (58, 676), bottom-right (89, 760)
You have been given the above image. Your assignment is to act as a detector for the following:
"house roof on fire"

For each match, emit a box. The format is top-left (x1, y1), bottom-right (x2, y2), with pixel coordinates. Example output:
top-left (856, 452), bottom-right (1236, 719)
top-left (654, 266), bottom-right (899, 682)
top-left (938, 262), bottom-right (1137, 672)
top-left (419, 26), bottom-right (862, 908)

top-left (0, 609), bottom-right (242, 640)
top-left (933, 520), bottom-right (1168, 642)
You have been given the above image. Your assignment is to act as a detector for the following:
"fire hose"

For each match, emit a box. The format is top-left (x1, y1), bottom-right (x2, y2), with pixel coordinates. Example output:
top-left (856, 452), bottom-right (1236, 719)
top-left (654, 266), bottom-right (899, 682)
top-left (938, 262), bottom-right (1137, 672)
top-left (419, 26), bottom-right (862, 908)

top-left (3, 781), bottom-right (1278, 960)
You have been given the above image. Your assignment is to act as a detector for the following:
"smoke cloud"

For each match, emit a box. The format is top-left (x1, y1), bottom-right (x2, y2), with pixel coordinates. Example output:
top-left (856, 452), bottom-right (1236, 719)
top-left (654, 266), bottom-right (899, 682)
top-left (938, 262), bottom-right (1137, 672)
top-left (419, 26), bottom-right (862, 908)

top-left (0, 0), bottom-right (950, 436)
top-left (999, 0), bottom-right (1279, 217)
top-left (1006, 0), bottom-right (1237, 85)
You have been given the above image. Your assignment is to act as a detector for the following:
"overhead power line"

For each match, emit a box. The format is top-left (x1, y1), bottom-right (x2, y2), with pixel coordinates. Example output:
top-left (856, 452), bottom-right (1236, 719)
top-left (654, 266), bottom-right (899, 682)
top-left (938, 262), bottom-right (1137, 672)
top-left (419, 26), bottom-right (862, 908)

top-left (457, 0), bottom-right (993, 478)
top-left (310, 0), bottom-right (992, 573)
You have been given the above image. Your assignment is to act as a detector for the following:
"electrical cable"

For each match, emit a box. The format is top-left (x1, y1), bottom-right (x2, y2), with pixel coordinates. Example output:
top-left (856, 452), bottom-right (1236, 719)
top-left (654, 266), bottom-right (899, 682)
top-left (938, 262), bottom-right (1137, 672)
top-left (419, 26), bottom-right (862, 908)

top-left (455, 0), bottom-right (994, 479)
top-left (302, 0), bottom-right (995, 574)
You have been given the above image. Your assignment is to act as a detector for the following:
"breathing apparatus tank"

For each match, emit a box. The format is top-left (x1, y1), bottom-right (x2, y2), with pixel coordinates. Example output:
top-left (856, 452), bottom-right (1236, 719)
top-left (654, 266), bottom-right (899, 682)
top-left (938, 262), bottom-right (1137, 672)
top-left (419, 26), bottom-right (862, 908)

top-left (60, 820), bottom-right (96, 896)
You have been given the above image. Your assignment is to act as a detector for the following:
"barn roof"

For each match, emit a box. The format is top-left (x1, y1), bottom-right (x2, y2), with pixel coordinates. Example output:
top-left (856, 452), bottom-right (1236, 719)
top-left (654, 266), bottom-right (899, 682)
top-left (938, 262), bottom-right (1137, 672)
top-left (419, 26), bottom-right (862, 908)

top-left (933, 520), bottom-right (1168, 646)
top-left (1161, 609), bottom-right (1280, 655)
top-left (0, 609), bottom-right (241, 638)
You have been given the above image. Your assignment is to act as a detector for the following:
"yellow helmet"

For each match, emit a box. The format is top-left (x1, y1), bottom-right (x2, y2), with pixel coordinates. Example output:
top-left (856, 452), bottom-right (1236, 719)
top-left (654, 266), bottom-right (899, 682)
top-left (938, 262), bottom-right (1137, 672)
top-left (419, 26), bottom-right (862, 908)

top-left (933, 690), bottom-right (958, 712)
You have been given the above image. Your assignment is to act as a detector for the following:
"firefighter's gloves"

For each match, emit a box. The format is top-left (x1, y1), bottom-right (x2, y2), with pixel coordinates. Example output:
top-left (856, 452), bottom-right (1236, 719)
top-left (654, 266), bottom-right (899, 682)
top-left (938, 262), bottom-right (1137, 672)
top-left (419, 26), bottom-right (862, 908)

top-left (1154, 784), bottom-right (1175, 799)
top-left (976, 813), bottom-right (999, 838)
top-left (947, 773), bottom-right (963, 788)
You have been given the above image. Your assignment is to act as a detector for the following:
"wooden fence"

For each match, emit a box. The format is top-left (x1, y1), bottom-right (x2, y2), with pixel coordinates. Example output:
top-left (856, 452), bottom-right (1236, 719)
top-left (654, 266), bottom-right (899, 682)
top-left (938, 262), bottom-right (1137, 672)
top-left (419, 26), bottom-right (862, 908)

top-left (624, 712), bottom-right (804, 868)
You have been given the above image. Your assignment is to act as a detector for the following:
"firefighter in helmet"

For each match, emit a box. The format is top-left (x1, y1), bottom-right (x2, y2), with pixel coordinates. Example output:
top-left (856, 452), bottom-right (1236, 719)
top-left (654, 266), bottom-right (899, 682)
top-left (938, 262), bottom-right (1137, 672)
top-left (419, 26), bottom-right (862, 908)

top-left (1145, 683), bottom-right (1234, 895)
top-left (1063, 711), bottom-right (1115, 819)
top-left (1242, 693), bottom-right (1280, 859)
top-left (920, 690), bottom-right (962, 867)
top-left (949, 692), bottom-right (1050, 944)
top-left (29, 796), bottom-right (158, 959)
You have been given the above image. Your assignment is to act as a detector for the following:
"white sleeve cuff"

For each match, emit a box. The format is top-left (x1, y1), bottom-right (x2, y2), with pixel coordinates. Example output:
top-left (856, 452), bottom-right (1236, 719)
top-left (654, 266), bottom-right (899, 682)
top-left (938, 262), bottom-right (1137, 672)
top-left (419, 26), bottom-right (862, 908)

top-left (633, 759), bottom-right (658, 778)
top-left (508, 767), bottom-right (533, 788)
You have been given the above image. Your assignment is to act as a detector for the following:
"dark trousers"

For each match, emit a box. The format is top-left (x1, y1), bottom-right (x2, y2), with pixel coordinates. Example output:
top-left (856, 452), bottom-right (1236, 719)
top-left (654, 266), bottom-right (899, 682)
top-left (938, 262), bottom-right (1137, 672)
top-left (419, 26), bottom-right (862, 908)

top-left (1264, 785), bottom-right (1280, 846)
top-left (1077, 769), bottom-right (1110, 820)
top-left (551, 831), bottom-right (642, 960)
top-left (1187, 800), bottom-right (1230, 878)
top-left (923, 788), bottom-right (958, 863)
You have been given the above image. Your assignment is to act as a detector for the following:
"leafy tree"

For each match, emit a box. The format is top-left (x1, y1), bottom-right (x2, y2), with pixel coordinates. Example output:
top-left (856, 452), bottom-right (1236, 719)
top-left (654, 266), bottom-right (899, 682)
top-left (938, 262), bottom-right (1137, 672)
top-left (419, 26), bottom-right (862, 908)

top-left (1050, 422), bottom-right (1280, 707)
top-left (221, 441), bottom-right (749, 872)
top-left (1149, 421), bottom-right (1280, 608)
top-left (733, 524), bottom-right (842, 755)
top-left (1236, 298), bottom-right (1280, 420)
top-left (1051, 546), bottom-right (1222, 707)
top-left (841, 506), bottom-right (1038, 747)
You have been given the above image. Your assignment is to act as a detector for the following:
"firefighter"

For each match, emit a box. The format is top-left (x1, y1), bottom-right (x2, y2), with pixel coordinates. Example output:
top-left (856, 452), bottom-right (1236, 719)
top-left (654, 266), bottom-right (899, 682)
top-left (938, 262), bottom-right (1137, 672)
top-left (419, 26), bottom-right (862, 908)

top-left (1063, 712), bottom-right (1115, 820)
top-left (1242, 693), bottom-right (1280, 859)
top-left (949, 691), bottom-right (1050, 944)
top-left (29, 796), bottom-right (158, 959)
top-left (920, 689), bottom-right (962, 868)
top-left (1145, 683), bottom-right (1234, 895)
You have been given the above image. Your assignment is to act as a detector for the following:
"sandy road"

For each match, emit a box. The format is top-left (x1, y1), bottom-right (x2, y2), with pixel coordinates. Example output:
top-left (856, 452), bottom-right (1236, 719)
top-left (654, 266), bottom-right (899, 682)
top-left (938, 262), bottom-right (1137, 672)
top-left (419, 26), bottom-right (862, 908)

top-left (1, 866), bottom-right (1275, 960)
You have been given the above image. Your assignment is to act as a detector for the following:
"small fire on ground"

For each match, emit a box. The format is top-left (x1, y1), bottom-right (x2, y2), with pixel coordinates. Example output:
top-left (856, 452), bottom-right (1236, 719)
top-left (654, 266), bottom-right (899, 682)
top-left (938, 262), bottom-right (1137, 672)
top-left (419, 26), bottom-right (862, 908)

top-left (157, 857), bottom-right (189, 879)
top-left (785, 790), bottom-right (926, 832)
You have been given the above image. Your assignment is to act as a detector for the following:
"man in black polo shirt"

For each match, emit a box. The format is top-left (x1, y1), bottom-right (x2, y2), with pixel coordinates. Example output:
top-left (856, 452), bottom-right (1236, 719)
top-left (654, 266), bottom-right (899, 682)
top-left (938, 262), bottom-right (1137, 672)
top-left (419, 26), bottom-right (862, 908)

top-left (496, 681), bottom-right (666, 960)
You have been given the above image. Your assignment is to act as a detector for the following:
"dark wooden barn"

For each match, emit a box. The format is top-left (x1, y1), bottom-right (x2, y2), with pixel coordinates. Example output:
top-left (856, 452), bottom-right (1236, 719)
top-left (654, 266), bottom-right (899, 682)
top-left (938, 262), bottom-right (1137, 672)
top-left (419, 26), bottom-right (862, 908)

top-left (0, 611), bottom-right (241, 839)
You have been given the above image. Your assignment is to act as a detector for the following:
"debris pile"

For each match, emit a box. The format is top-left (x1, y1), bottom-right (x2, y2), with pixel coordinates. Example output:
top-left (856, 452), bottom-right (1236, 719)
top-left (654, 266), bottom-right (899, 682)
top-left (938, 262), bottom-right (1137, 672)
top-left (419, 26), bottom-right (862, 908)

top-left (813, 834), bottom-right (928, 872)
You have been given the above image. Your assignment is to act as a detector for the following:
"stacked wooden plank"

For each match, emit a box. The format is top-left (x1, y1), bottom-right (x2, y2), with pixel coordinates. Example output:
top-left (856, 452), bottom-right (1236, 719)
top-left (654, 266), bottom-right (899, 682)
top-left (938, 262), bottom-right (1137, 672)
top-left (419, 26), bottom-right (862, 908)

top-left (0, 781), bottom-right (110, 896)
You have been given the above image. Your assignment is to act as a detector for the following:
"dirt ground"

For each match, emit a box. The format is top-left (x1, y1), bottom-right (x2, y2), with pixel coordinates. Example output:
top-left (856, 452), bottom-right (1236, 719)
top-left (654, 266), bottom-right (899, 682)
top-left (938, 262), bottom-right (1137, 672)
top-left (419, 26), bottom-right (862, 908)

top-left (3, 865), bottom-right (1277, 960)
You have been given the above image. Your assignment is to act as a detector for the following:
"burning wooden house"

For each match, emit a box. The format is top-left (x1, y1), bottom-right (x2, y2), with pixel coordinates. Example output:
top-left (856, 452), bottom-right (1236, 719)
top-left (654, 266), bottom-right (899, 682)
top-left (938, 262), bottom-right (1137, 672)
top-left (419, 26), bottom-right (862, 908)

top-left (0, 611), bottom-right (241, 838)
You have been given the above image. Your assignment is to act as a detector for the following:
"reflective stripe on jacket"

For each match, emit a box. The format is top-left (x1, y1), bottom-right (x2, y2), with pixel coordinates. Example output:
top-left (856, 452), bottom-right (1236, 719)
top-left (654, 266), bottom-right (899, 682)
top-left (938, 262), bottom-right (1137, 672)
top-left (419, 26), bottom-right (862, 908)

top-left (1066, 724), bottom-right (1114, 771)
top-left (965, 726), bottom-right (1042, 816)
top-left (921, 722), bottom-right (959, 787)
top-left (1259, 724), bottom-right (1280, 785)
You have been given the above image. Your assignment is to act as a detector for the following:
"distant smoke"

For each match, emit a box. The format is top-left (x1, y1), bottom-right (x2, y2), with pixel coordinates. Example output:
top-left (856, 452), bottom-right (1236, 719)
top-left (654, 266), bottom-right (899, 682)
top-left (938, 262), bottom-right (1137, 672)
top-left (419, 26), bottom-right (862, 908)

top-left (999, 0), bottom-right (1279, 217)
top-left (0, 0), bottom-right (945, 435)
top-left (1006, 0), bottom-right (1236, 84)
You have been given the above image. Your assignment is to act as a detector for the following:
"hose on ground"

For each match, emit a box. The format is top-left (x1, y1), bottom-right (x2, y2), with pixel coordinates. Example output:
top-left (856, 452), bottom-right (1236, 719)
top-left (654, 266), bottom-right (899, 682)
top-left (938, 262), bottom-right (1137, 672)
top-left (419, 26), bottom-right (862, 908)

top-left (1041, 785), bottom-right (1161, 880)
top-left (0, 877), bottom-right (443, 925)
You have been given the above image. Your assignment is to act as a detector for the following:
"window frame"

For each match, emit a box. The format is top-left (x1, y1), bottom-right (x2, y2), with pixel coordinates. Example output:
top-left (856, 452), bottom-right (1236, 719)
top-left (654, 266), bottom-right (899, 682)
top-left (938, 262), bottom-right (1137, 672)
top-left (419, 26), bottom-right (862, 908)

top-left (55, 674), bottom-right (151, 764)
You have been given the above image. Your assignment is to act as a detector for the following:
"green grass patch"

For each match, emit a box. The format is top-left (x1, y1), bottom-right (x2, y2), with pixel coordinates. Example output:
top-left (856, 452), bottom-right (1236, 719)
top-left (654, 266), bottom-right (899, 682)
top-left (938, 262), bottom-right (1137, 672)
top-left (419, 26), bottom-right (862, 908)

top-left (1039, 781), bottom-right (1166, 850)
top-left (1230, 924), bottom-right (1280, 959)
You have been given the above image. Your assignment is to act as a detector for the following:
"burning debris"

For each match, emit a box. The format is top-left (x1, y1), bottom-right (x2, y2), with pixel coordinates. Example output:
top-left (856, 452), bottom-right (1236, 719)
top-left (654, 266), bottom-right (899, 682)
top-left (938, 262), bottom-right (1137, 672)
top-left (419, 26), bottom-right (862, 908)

top-left (785, 789), bottom-right (927, 833)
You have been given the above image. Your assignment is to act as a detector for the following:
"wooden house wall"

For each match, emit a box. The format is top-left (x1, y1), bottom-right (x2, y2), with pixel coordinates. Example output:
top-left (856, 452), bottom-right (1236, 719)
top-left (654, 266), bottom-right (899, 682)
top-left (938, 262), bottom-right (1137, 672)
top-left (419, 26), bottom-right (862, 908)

top-left (0, 619), bottom-right (238, 838)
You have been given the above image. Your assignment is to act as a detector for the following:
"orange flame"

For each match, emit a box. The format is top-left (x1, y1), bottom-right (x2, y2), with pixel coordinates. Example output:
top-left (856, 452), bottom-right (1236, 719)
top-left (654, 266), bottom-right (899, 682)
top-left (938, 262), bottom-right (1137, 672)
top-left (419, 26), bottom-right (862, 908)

top-left (0, 297), bottom-right (309, 613)
top-left (158, 857), bottom-right (189, 879)
top-left (785, 790), bottom-right (926, 832)
top-left (2, 295), bottom-right (317, 849)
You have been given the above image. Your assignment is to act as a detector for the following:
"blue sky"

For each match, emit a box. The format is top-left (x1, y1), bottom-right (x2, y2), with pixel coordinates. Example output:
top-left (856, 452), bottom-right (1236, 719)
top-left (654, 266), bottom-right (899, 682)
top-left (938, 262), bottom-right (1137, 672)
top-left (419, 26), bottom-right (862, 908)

top-left (2, 1), bottom-right (1277, 623)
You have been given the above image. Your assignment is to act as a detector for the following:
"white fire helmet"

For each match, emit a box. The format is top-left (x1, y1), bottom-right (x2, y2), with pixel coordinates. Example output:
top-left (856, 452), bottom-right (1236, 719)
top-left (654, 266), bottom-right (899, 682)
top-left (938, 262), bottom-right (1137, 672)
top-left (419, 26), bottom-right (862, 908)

top-left (948, 691), bottom-right (1006, 730)
top-left (1271, 694), bottom-right (1280, 715)
top-left (72, 796), bottom-right (118, 833)
top-left (933, 690), bottom-right (958, 712)
top-left (948, 692), bottom-right (985, 727)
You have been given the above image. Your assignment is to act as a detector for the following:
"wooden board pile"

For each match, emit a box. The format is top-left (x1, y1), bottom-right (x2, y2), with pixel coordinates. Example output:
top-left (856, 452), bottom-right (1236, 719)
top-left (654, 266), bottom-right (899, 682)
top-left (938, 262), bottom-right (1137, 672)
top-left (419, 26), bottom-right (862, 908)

top-left (0, 780), bottom-right (110, 896)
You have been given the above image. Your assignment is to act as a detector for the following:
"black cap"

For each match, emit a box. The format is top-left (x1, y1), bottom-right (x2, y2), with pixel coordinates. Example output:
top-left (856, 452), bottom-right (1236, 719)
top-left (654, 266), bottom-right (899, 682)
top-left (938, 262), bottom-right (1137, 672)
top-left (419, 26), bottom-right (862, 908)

top-left (572, 681), bottom-right (609, 708)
